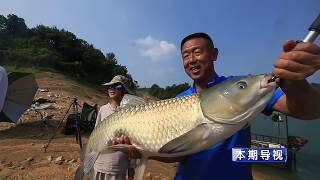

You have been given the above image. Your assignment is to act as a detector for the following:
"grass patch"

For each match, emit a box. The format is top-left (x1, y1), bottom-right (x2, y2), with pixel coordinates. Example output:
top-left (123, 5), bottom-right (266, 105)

top-left (2, 64), bottom-right (103, 91)
top-left (3, 64), bottom-right (42, 74)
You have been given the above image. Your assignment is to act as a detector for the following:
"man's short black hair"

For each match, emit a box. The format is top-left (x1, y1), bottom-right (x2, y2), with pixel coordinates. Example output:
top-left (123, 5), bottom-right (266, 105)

top-left (180, 32), bottom-right (214, 50)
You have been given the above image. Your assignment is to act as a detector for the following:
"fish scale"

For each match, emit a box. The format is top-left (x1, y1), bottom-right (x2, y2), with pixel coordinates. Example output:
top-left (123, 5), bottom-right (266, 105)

top-left (110, 95), bottom-right (203, 153)
top-left (87, 93), bottom-right (204, 153)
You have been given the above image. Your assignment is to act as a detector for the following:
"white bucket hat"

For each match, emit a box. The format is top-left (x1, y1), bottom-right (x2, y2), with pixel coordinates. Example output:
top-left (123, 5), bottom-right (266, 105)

top-left (102, 75), bottom-right (134, 95)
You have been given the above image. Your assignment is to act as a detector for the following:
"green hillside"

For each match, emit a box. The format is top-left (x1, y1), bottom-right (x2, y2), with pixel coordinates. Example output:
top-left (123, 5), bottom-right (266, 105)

top-left (0, 14), bottom-right (137, 89)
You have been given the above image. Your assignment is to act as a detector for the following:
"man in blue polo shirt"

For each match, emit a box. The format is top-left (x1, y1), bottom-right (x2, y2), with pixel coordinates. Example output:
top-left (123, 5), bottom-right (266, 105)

top-left (174, 74), bottom-right (283, 180)
top-left (173, 32), bottom-right (320, 180)
top-left (113, 32), bottom-right (320, 180)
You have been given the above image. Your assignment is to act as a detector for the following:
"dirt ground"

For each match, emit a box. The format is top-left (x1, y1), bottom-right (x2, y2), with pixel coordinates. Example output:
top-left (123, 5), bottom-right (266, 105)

top-left (0, 72), bottom-right (291, 180)
top-left (0, 72), bottom-right (177, 180)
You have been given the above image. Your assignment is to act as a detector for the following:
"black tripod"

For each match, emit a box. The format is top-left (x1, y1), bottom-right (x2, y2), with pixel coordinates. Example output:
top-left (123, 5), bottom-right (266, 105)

top-left (71, 97), bottom-right (83, 149)
top-left (43, 97), bottom-right (83, 152)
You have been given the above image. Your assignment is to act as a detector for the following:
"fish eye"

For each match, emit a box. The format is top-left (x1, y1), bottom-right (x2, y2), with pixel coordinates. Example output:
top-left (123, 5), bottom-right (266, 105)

top-left (236, 81), bottom-right (247, 89)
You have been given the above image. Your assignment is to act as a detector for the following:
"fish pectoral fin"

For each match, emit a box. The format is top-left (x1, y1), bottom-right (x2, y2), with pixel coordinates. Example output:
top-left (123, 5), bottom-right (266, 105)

top-left (83, 151), bottom-right (99, 174)
top-left (109, 144), bottom-right (133, 153)
top-left (159, 123), bottom-right (214, 154)
top-left (133, 156), bottom-right (148, 180)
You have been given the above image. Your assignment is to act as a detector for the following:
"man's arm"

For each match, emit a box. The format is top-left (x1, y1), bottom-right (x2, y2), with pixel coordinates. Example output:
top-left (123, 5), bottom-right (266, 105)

top-left (272, 41), bottom-right (320, 119)
top-left (273, 80), bottom-right (320, 119)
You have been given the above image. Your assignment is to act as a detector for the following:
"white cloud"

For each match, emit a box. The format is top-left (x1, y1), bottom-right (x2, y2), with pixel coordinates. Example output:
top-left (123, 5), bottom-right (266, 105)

top-left (134, 35), bottom-right (176, 61)
top-left (146, 67), bottom-right (177, 76)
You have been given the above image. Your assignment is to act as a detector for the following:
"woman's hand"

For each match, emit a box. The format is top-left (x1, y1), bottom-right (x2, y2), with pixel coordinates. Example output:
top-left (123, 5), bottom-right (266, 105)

top-left (112, 135), bottom-right (142, 159)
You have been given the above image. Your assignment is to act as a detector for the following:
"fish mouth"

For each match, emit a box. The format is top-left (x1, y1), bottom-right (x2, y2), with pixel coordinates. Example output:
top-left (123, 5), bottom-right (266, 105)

top-left (260, 74), bottom-right (278, 95)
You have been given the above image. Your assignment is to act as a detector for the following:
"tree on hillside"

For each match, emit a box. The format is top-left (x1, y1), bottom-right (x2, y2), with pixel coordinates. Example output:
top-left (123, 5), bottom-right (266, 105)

top-left (0, 14), bottom-right (30, 50)
top-left (6, 14), bottom-right (28, 36)
top-left (0, 15), bottom-right (7, 32)
top-left (148, 83), bottom-right (190, 99)
top-left (0, 13), bottom-right (138, 88)
top-left (0, 14), bottom-right (29, 37)
top-left (150, 84), bottom-right (162, 98)
top-left (105, 52), bottom-right (117, 65)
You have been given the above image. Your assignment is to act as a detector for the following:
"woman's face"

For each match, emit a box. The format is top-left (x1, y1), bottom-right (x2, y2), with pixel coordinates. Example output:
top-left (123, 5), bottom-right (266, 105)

top-left (106, 83), bottom-right (125, 99)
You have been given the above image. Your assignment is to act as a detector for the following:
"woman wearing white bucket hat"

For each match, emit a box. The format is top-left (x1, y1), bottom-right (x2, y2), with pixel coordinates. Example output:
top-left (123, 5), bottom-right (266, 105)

top-left (102, 75), bottom-right (134, 95)
top-left (92, 75), bottom-right (145, 180)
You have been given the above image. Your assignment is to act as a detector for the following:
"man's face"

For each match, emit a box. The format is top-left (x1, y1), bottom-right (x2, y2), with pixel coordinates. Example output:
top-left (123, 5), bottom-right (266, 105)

top-left (181, 37), bottom-right (218, 82)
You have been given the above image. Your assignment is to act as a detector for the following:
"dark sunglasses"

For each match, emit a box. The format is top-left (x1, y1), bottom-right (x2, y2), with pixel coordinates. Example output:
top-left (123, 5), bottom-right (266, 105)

top-left (106, 83), bottom-right (124, 90)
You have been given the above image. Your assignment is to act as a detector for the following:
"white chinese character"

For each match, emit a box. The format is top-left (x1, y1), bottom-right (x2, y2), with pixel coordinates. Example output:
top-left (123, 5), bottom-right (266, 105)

top-left (248, 149), bottom-right (258, 160)
top-left (273, 150), bottom-right (284, 160)
top-left (233, 149), bottom-right (246, 161)
top-left (260, 149), bottom-right (270, 160)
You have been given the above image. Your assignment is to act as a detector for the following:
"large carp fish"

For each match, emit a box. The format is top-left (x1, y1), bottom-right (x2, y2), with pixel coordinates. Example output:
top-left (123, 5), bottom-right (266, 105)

top-left (75, 74), bottom-right (277, 180)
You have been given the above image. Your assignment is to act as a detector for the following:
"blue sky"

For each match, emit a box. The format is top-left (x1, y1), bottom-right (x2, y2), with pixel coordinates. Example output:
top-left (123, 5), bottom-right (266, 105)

top-left (1, 0), bottom-right (319, 87)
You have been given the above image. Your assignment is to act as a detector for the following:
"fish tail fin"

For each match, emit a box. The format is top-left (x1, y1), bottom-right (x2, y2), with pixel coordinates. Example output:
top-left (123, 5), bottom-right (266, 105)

top-left (134, 156), bottom-right (148, 180)
top-left (83, 151), bottom-right (99, 174)
top-left (74, 163), bottom-right (84, 180)
top-left (74, 144), bottom-right (88, 180)
top-left (80, 144), bottom-right (87, 161)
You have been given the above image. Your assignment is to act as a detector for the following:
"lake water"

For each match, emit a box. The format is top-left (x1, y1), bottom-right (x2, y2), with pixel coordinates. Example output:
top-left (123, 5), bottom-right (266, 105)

top-left (251, 114), bottom-right (320, 179)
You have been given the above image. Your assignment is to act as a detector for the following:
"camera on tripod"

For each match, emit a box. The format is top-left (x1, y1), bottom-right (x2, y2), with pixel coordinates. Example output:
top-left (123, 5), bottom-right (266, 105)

top-left (63, 97), bottom-right (80, 133)
top-left (43, 97), bottom-right (97, 151)
top-left (71, 97), bottom-right (78, 108)
top-left (62, 97), bottom-right (82, 148)
top-left (61, 97), bottom-right (98, 148)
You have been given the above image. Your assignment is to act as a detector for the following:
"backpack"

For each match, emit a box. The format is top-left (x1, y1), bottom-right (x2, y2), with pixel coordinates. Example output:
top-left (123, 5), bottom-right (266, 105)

top-left (62, 102), bottom-right (97, 135)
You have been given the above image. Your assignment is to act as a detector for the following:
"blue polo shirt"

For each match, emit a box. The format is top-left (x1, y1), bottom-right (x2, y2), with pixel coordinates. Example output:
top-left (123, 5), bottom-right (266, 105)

top-left (174, 74), bottom-right (284, 180)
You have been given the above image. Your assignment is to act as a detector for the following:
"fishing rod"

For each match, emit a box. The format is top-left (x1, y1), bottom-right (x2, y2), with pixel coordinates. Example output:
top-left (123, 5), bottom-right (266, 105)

top-left (269, 14), bottom-right (320, 82)
top-left (303, 14), bottom-right (320, 42)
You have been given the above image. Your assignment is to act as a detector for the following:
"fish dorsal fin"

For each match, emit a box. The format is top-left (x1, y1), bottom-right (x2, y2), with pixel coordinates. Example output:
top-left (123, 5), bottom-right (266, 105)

top-left (83, 150), bottom-right (99, 174)
top-left (159, 123), bottom-right (214, 154)
top-left (134, 156), bottom-right (148, 180)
